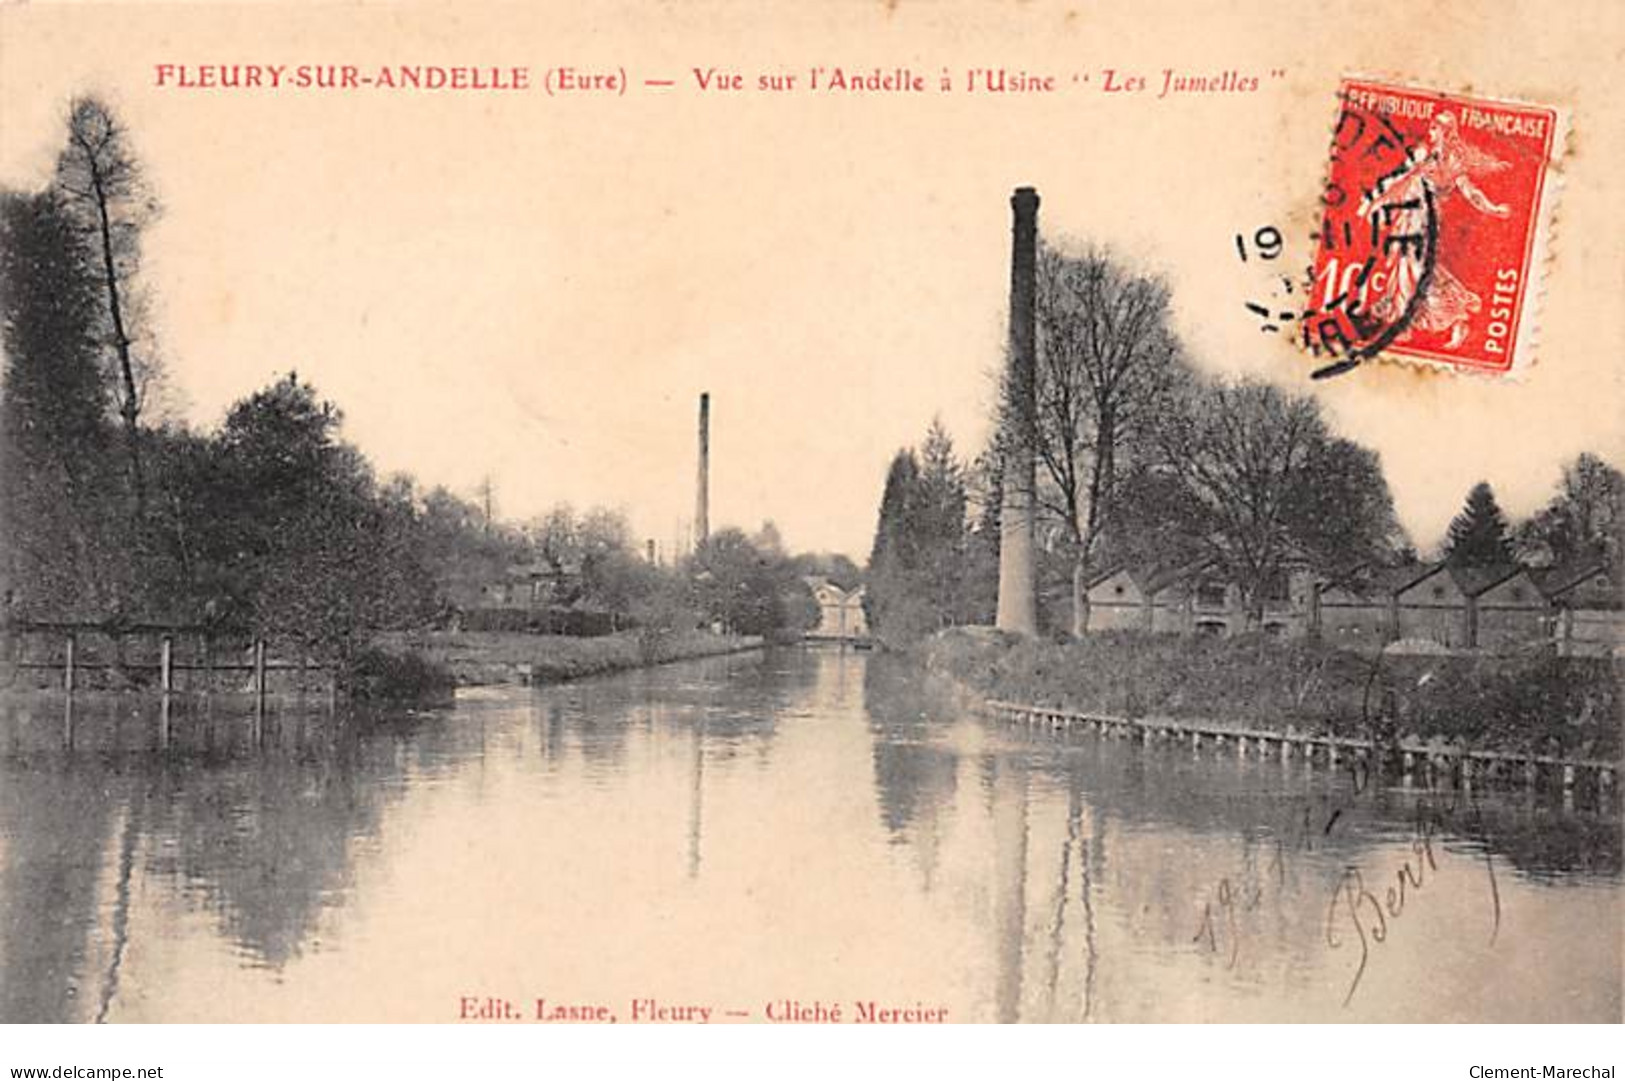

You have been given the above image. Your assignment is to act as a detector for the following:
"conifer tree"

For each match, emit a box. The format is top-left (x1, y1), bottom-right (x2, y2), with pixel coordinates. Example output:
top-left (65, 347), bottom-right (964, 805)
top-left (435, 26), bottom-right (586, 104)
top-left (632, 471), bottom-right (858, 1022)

top-left (865, 449), bottom-right (921, 634)
top-left (1444, 481), bottom-right (1515, 566)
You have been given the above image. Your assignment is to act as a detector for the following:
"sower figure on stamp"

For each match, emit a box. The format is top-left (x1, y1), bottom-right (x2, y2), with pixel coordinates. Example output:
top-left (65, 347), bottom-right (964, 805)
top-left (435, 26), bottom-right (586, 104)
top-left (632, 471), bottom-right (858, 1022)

top-left (1364, 112), bottom-right (1512, 350)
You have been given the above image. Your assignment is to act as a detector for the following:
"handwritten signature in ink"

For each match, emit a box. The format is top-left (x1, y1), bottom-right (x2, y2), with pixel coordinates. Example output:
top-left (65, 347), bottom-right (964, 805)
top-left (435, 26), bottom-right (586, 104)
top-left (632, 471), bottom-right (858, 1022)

top-left (1324, 796), bottom-right (1502, 1007)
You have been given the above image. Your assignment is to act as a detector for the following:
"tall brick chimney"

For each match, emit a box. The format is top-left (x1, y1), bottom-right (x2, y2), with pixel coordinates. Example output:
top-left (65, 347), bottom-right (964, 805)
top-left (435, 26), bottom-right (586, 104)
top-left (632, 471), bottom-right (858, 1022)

top-left (695, 392), bottom-right (710, 547)
top-left (996, 187), bottom-right (1040, 636)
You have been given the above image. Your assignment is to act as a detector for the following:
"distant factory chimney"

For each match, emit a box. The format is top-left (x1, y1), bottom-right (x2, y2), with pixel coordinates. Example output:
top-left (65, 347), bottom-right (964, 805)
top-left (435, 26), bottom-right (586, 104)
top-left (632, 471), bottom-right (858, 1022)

top-left (996, 187), bottom-right (1040, 636)
top-left (695, 393), bottom-right (710, 547)
top-left (647, 538), bottom-right (657, 565)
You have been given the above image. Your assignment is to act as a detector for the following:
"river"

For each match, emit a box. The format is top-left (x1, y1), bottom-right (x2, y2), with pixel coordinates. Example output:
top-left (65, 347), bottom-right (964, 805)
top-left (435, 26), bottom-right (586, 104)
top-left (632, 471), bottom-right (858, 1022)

top-left (0, 647), bottom-right (1618, 1022)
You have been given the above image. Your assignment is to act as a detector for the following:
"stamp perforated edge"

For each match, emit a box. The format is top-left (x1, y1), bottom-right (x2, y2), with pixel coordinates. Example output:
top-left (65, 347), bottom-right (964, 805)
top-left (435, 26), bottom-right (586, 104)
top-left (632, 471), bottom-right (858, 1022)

top-left (1308, 74), bottom-right (1570, 382)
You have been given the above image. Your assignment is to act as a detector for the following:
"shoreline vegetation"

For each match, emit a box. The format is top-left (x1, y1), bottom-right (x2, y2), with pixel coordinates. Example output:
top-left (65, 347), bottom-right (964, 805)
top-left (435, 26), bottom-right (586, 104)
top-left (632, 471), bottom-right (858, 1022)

top-left (921, 627), bottom-right (1622, 764)
top-left (0, 630), bottom-right (766, 704)
top-left (2, 98), bottom-right (841, 705)
top-left (367, 630), bottom-right (766, 693)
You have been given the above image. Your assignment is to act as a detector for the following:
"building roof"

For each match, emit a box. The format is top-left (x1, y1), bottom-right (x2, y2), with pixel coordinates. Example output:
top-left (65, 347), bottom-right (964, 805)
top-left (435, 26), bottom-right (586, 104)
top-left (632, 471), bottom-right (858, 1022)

top-left (1384, 561), bottom-right (1451, 595)
top-left (803, 576), bottom-right (863, 602)
top-left (1107, 556), bottom-right (1598, 605)
top-left (1447, 562), bottom-right (1527, 598)
top-left (1317, 561), bottom-right (1438, 599)
top-left (1531, 558), bottom-right (1610, 599)
top-left (1088, 557), bottom-right (1213, 596)
top-left (1382, 561), bottom-right (1532, 599)
top-left (1534, 559), bottom-right (1620, 610)
top-left (500, 558), bottom-right (582, 581)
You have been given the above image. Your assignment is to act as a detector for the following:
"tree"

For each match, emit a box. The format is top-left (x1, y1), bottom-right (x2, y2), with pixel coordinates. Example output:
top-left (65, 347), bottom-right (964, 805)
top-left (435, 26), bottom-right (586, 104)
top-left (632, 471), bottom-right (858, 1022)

top-left (864, 423), bottom-right (976, 639)
top-left (789, 551), bottom-right (863, 592)
top-left (1150, 378), bottom-right (1400, 623)
top-left (1516, 453), bottom-right (1624, 569)
top-left (520, 503), bottom-right (648, 616)
top-left (630, 569), bottom-right (702, 661)
top-left (915, 420), bottom-right (969, 623)
top-left (192, 373), bottom-right (439, 652)
top-left (957, 448), bottom-right (1003, 625)
top-left (690, 527), bottom-right (805, 636)
top-left (751, 520), bottom-right (785, 557)
top-left (574, 507), bottom-right (643, 622)
top-left (1281, 437), bottom-right (1402, 574)
top-left (866, 448), bottom-right (921, 634)
top-left (1026, 246), bottom-right (1184, 634)
top-left (0, 191), bottom-right (125, 616)
top-left (52, 96), bottom-right (160, 514)
top-left (1444, 481), bottom-right (1515, 567)
top-left (530, 504), bottom-right (579, 564)
top-left (1096, 462), bottom-right (1208, 574)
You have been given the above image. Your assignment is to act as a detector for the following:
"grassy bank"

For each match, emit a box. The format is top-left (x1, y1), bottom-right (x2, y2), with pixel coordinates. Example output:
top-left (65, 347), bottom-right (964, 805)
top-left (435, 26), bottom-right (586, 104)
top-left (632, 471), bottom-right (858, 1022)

top-left (372, 629), bottom-right (765, 687)
top-left (923, 628), bottom-right (1621, 762)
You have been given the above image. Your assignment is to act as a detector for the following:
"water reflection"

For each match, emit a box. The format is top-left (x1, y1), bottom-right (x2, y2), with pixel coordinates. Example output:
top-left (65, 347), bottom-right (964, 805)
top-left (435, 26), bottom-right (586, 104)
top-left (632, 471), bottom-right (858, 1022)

top-left (0, 695), bottom-right (462, 1020)
top-left (0, 648), bottom-right (1617, 1022)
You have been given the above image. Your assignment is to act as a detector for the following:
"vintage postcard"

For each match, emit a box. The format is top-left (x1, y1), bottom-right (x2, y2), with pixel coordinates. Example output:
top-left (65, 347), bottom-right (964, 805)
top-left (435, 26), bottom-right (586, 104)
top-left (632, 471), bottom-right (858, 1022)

top-left (0, 1), bottom-right (1620, 1029)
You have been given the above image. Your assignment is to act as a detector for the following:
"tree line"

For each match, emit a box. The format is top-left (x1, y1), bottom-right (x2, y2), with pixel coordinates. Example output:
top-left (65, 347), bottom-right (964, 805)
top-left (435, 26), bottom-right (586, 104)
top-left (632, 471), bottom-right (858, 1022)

top-left (867, 242), bottom-right (1624, 641)
top-left (0, 96), bottom-right (825, 661)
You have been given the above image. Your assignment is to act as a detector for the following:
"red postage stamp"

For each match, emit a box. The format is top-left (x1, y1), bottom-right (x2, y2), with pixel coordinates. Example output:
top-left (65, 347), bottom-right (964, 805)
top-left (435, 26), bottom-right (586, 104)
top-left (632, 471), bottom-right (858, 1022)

top-left (1302, 78), bottom-right (1559, 378)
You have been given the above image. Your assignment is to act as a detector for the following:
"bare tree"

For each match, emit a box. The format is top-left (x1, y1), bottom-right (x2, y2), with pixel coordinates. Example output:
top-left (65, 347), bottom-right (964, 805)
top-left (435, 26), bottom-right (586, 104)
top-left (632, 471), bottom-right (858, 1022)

top-left (1149, 379), bottom-right (1398, 625)
top-left (1516, 453), bottom-right (1625, 569)
top-left (52, 96), bottom-right (159, 515)
top-left (1028, 245), bottom-right (1182, 633)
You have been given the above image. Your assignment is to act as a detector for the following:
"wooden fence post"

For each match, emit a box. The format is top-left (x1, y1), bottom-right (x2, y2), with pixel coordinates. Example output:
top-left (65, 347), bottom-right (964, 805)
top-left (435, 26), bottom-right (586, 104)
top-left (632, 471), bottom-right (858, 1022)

top-left (254, 639), bottom-right (267, 703)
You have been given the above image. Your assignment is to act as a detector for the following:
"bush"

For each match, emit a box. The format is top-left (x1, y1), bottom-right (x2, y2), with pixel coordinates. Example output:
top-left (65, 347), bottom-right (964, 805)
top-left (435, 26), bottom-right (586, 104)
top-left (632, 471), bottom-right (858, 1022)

top-left (345, 646), bottom-right (456, 702)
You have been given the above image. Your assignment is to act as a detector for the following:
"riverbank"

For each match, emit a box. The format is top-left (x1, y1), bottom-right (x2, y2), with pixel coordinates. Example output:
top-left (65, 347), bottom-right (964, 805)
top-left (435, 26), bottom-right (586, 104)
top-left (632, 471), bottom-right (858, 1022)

top-left (371, 629), bottom-right (765, 688)
top-left (922, 627), bottom-right (1622, 762)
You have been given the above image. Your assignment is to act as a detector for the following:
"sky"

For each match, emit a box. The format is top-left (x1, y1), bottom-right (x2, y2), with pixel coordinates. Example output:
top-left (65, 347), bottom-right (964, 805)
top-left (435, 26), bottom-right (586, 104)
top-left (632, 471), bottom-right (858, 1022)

top-left (2, 2), bottom-right (1621, 561)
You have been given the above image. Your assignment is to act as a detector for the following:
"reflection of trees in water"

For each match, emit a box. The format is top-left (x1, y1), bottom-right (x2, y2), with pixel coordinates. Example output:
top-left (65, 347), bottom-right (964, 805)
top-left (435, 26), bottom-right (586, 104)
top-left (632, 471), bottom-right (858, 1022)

top-left (532, 651), bottom-right (801, 771)
top-left (1018, 732), bottom-right (1621, 880)
top-left (682, 651), bottom-right (807, 761)
top-left (861, 657), bottom-right (959, 838)
top-left (142, 747), bottom-right (380, 969)
top-left (854, 667), bottom-right (1619, 1020)
top-left (1008, 734), bottom-right (1620, 1018)
top-left (4, 653), bottom-right (1614, 1023)
top-left (0, 755), bottom-right (125, 1021)
top-left (528, 649), bottom-right (820, 880)
top-left (1418, 792), bottom-right (1621, 880)
top-left (143, 705), bottom-right (478, 968)
top-left (0, 695), bottom-right (476, 1019)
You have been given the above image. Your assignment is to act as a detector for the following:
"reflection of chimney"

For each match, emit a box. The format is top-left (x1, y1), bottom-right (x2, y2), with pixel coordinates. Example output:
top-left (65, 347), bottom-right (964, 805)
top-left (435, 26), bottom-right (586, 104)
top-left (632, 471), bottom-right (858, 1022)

top-left (991, 755), bottom-right (1030, 1022)
top-left (695, 393), bottom-right (710, 546)
top-left (688, 716), bottom-right (706, 878)
top-left (997, 187), bottom-right (1040, 636)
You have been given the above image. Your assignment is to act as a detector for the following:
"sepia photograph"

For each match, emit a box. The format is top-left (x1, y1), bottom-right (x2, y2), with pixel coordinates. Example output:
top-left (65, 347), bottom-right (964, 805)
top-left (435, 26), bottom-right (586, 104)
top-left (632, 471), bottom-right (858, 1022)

top-left (0, 0), bottom-right (1620, 1045)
